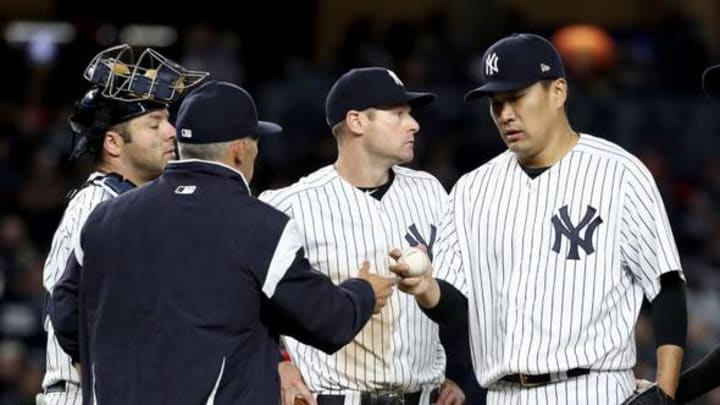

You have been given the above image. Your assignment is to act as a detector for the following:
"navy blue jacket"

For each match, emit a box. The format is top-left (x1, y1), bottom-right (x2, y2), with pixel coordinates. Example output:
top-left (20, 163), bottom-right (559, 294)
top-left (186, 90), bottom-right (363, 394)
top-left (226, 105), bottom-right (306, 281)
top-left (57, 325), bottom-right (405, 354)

top-left (51, 161), bottom-right (375, 404)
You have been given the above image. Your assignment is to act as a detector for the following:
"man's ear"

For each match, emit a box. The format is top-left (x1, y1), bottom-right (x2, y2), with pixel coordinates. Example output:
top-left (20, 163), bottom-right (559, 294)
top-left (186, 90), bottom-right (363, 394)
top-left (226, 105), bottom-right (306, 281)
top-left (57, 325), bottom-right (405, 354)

top-left (344, 110), bottom-right (367, 134)
top-left (551, 78), bottom-right (568, 110)
top-left (231, 138), bottom-right (246, 164)
top-left (103, 131), bottom-right (123, 158)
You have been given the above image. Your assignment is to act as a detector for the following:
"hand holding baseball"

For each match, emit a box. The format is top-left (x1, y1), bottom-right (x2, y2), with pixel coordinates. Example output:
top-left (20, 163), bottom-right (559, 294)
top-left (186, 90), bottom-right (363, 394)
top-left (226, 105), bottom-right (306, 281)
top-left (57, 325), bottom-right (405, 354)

top-left (399, 246), bottom-right (430, 277)
top-left (388, 245), bottom-right (436, 299)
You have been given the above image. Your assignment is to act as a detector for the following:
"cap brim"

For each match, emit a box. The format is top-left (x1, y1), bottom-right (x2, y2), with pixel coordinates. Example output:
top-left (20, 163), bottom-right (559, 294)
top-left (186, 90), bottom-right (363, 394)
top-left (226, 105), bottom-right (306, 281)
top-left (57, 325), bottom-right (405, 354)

top-left (405, 91), bottom-right (436, 108)
top-left (255, 121), bottom-right (283, 136)
top-left (702, 65), bottom-right (720, 98)
top-left (463, 79), bottom-right (540, 102)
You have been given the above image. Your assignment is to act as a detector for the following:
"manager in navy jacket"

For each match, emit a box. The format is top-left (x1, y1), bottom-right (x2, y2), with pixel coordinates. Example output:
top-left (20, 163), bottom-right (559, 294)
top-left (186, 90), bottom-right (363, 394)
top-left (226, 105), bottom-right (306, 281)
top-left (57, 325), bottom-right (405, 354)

top-left (51, 81), bottom-right (395, 404)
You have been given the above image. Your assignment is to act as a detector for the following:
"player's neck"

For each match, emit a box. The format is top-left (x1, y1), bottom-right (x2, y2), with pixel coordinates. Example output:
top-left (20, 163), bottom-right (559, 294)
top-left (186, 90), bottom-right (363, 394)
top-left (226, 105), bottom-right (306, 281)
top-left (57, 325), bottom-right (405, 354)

top-left (97, 159), bottom-right (151, 186)
top-left (334, 151), bottom-right (391, 187)
top-left (519, 125), bottom-right (578, 168)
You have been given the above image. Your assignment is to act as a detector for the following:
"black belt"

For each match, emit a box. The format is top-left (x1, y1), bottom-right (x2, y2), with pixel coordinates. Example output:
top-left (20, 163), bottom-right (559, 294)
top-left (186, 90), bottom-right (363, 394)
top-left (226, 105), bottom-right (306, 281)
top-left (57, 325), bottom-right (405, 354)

top-left (317, 389), bottom-right (438, 405)
top-left (500, 368), bottom-right (590, 387)
top-left (44, 380), bottom-right (79, 394)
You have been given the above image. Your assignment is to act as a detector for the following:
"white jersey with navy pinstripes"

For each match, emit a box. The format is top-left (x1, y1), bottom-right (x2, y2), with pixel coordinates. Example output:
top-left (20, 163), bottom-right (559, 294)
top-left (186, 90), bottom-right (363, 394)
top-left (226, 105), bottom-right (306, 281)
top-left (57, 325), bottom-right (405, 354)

top-left (260, 165), bottom-right (446, 399)
top-left (41, 172), bottom-right (126, 404)
top-left (434, 134), bottom-right (683, 401)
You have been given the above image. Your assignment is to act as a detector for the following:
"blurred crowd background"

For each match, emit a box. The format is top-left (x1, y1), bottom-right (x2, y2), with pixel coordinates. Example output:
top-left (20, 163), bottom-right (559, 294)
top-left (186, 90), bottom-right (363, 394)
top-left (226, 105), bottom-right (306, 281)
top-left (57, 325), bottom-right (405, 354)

top-left (2, 0), bottom-right (720, 403)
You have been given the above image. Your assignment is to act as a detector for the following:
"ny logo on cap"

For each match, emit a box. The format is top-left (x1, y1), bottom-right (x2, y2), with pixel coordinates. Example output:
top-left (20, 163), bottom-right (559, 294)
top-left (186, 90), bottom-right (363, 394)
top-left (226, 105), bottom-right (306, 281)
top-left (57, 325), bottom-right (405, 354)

top-left (386, 69), bottom-right (404, 86)
top-left (485, 53), bottom-right (499, 76)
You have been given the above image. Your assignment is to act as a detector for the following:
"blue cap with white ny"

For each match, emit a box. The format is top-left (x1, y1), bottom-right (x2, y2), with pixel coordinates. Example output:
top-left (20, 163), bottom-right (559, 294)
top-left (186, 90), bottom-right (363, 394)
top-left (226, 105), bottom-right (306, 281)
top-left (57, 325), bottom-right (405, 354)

top-left (325, 67), bottom-right (436, 127)
top-left (464, 33), bottom-right (566, 101)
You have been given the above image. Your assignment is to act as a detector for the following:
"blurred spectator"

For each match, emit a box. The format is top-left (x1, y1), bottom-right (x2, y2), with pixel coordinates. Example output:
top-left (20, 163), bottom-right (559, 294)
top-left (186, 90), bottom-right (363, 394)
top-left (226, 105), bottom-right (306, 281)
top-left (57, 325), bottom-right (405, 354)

top-left (181, 23), bottom-right (244, 84)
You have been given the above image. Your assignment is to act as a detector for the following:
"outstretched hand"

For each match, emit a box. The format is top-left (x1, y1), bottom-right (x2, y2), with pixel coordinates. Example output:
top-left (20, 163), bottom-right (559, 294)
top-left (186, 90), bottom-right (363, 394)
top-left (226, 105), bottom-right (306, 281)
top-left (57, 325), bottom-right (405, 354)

top-left (356, 260), bottom-right (396, 313)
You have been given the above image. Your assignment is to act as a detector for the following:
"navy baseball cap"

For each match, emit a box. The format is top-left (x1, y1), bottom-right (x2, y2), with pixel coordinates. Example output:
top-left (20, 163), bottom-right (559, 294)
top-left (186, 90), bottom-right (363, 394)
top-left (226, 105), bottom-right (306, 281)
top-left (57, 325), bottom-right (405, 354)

top-left (702, 65), bottom-right (720, 98)
top-left (464, 33), bottom-right (566, 101)
top-left (176, 80), bottom-right (282, 144)
top-left (325, 67), bottom-right (436, 127)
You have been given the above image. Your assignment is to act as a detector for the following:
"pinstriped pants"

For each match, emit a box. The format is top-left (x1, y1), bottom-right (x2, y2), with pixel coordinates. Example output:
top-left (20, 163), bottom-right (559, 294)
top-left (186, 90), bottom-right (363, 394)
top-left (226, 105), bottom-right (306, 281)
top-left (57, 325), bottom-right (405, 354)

top-left (486, 370), bottom-right (634, 405)
top-left (36, 383), bottom-right (82, 405)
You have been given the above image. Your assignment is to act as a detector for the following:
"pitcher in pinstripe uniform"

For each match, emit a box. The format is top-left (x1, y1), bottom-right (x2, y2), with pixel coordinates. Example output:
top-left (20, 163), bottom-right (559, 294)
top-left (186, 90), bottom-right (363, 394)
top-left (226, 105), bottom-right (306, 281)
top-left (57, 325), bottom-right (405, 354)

top-left (260, 67), bottom-right (476, 405)
top-left (38, 45), bottom-right (206, 405)
top-left (391, 33), bottom-right (687, 405)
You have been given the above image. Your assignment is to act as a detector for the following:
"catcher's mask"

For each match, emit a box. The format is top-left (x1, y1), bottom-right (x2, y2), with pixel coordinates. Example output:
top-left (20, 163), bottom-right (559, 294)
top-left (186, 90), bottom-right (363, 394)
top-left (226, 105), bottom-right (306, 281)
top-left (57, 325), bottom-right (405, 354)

top-left (84, 44), bottom-right (208, 102)
top-left (68, 44), bottom-right (209, 160)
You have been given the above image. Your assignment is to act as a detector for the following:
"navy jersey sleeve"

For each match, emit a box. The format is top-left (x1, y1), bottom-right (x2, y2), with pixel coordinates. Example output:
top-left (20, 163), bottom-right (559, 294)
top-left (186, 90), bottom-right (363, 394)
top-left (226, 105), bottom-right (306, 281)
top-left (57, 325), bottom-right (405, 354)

top-left (268, 249), bottom-right (375, 354)
top-left (50, 251), bottom-right (82, 363)
top-left (253, 216), bottom-right (375, 354)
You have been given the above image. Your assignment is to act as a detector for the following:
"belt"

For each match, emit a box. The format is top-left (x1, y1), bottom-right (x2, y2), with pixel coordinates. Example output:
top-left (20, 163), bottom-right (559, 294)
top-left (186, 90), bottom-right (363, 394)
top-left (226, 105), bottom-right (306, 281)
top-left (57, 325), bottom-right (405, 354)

top-left (500, 368), bottom-right (590, 387)
top-left (317, 389), bottom-right (438, 405)
top-left (44, 380), bottom-right (79, 394)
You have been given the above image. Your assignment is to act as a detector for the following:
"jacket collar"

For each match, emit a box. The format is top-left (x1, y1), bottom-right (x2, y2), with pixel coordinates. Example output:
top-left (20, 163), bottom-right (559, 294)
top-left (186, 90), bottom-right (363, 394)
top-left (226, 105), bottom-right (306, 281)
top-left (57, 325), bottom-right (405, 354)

top-left (165, 159), bottom-right (251, 195)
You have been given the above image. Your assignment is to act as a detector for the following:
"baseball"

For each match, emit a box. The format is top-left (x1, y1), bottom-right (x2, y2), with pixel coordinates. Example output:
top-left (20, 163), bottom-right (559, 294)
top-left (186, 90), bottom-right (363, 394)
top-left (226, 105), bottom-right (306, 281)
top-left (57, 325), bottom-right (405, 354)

top-left (400, 247), bottom-right (429, 277)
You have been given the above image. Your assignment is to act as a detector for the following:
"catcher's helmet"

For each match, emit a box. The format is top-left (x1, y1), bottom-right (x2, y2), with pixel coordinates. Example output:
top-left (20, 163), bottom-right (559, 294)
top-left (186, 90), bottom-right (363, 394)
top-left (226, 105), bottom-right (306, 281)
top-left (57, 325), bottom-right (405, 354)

top-left (68, 88), bottom-right (168, 159)
top-left (68, 44), bottom-right (209, 159)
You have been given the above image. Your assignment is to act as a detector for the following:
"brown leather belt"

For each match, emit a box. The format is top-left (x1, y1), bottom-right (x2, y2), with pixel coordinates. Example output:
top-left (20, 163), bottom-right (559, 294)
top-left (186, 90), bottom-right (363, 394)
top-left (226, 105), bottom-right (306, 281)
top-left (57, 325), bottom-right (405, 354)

top-left (500, 368), bottom-right (590, 387)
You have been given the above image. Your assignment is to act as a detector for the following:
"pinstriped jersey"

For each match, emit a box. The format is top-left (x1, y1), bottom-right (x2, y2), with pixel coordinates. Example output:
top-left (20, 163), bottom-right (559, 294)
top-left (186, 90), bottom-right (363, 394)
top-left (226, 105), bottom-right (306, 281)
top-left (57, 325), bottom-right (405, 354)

top-left (42, 172), bottom-right (133, 394)
top-left (58, 160), bottom-right (376, 405)
top-left (259, 165), bottom-right (447, 395)
top-left (434, 134), bottom-right (683, 388)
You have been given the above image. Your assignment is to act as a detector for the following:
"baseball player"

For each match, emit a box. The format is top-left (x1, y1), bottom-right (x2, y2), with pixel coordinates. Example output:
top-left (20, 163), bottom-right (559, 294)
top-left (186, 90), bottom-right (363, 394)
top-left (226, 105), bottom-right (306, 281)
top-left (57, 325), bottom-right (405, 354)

top-left (260, 67), bottom-right (478, 405)
top-left (390, 33), bottom-right (687, 405)
top-left (622, 63), bottom-right (720, 405)
top-left (50, 80), bottom-right (394, 404)
top-left (38, 44), bottom-right (206, 405)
